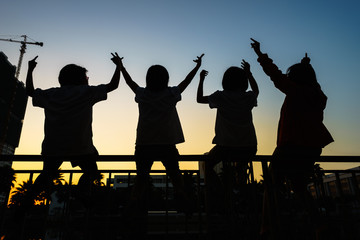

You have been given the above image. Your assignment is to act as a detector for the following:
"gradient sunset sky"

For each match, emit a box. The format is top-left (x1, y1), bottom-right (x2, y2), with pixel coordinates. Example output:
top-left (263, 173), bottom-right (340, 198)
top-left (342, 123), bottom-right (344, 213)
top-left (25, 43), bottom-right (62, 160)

top-left (1, 1), bottom-right (360, 173)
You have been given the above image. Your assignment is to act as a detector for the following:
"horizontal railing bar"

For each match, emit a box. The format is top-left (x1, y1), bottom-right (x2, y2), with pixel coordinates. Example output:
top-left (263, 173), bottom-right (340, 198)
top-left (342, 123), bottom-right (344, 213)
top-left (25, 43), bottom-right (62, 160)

top-left (11, 169), bottom-right (359, 175)
top-left (1, 154), bottom-right (360, 162)
top-left (323, 170), bottom-right (360, 174)
top-left (12, 169), bottom-right (200, 174)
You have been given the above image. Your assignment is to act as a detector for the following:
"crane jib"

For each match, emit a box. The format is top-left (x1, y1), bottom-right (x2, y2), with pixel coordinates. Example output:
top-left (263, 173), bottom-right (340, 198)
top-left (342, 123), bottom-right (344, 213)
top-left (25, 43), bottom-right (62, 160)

top-left (0, 35), bottom-right (43, 79)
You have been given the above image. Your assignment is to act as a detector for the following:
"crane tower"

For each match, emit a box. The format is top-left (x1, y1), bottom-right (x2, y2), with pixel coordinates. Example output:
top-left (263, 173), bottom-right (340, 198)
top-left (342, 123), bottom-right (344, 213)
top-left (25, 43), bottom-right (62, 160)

top-left (0, 35), bottom-right (43, 79)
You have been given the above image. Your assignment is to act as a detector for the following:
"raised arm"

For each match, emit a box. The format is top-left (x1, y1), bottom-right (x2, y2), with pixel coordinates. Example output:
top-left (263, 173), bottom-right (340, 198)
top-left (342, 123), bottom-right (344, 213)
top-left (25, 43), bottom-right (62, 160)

top-left (197, 70), bottom-right (209, 104)
top-left (106, 52), bottom-right (123, 93)
top-left (120, 58), bottom-right (139, 94)
top-left (250, 38), bottom-right (282, 78)
top-left (178, 53), bottom-right (204, 93)
top-left (250, 38), bottom-right (263, 57)
top-left (26, 56), bottom-right (38, 97)
top-left (250, 38), bottom-right (293, 94)
top-left (241, 59), bottom-right (259, 96)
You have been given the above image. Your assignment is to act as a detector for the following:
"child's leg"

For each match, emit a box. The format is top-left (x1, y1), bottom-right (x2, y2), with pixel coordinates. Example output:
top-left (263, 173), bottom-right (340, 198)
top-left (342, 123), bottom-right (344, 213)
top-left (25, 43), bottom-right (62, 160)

top-left (131, 170), bottom-right (151, 202)
top-left (162, 145), bottom-right (204, 216)
top-left (160, 145), bottom-right (185, 194)
top-left (290, 157), bottom-right (320, 219)
top-left (76, 154), bottom-right (99, 193)
top-left (38, 157), bottom-right (62, 177)
top-left (166, 164), bottom-right (186, 196)
top-left (166, 164), bottom-right (193, 214)
top-left (33, 158), bottom-right (62, 196)
top-left (130, 146), bottom-right (154, 202)
top-left (204, 146), bottom-right (225, 213)
top-left (261, 149), bottom-right (287, 239)
top-left (232, 146), bottom-right (257, 186)
top-left (205, 145), bottom-right (224, 188)
top-left (22, 157), bottom-right (62, 208)
top-left (123, 146), bottom-right (153, 239)
top-left (291, 170), bottom-right (316, 213)
top-left (160, 146), bottom-right (194, 214)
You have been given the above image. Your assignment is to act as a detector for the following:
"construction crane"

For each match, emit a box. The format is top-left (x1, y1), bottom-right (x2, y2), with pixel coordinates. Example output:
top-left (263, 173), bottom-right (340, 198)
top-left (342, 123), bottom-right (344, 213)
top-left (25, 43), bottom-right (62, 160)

top-left (0, 35), bottom-right (43, 79)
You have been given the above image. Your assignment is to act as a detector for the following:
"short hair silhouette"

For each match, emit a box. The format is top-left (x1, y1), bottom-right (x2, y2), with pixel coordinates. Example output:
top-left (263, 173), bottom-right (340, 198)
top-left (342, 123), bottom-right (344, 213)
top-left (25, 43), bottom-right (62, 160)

top-left (146, 65), bottom-right (169, 91)
top-left (222, 66), bottom-right (248, 91)
top-left (59, 64), bottom-right (88, 86)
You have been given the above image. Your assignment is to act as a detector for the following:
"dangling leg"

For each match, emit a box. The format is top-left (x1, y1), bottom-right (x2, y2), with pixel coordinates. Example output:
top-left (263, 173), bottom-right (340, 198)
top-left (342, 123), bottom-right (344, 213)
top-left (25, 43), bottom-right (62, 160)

top-left (160, 145), bottom-right (193, 214)
top-left (260, 149), bottom-right (287, 240)
top-left (26, 158), bottom-right (62, 207)
top-left (126, 146), bottom-right (153, 239)
top-left (204, 146), bottom-right (224, 214)
top-left (290, 160), bottom-right (321, 239)
top-left (15, 157), bottom-right (62, 225)
top-left (77, 155), bottom-right (99, 195)
top-left (129, 146), bottom-right (153, 207)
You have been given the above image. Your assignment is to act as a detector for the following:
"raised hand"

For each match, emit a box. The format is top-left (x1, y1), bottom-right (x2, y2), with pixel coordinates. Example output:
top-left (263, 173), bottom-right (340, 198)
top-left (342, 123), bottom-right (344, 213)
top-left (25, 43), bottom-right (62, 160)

top-left (197, 69), bottom-right (209, 103)
top-left (26, 56), bottom-right (38, 96)
top-left (178, 53), bottom-right (205, 93)
top-left (250, 38), bottom-right (261, 56)
top-left (28, 56), bottom-right (38, 71)
top-left (200, 70), bottom-right (208, 81)
top-left (242, 58), bottom-right (259, 95)
top-left (241, 59), bottom-right (251, 75)
top-left (301, 53), bottom-right (311, 65)
top-left (193, 53), bottom-right (205, 65)
top-left (111, 52), bottom-right (124, 68)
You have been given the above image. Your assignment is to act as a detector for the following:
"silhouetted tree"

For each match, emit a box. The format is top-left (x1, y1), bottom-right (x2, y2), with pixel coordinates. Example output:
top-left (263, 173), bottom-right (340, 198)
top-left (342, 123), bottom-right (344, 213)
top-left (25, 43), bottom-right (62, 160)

top-left (53, 171), bottom-right (67, 186)
top-left (93, 172), bottom-right (105, 186)
top-left (9, 171), bottom-right (69, 206)
top-left (9, 179), bottom-right (35, 206)
top-left (0, 165), bottom-right (16, 193)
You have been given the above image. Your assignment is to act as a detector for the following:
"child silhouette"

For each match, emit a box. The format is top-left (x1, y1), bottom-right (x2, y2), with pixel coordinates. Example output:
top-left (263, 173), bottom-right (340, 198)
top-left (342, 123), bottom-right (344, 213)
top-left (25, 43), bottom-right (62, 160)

top-left (25, 53), bottom-right (122, 207)
top-left (197, 60), bottom-right (259, 215)
top-left (250, 38), bottom-right (333, 238)
top-left (120, 54), bottom-right (204, 215)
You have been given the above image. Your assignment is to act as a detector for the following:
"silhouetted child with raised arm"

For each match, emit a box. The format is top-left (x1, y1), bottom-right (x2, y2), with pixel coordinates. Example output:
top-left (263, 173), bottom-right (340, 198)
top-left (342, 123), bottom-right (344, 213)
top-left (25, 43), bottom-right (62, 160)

top-left (250, 38), bottom-right (333, 239)
top-left (197, 61), bottom-right (259, 238)
top-left (24, 53), bottom-right (122, 212)
top-left (120, 54), bottom-right (203, 216)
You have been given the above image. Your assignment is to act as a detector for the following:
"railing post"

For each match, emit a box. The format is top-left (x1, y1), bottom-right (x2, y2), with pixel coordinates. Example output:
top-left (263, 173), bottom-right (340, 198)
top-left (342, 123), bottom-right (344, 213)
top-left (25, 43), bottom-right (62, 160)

top-left (127, 172), bottom-right (131, 188)
top-left (351, 172), bottom-right (360, 197)
top-left (165, 173), bottom-right (169, 237)
top-left (249, 160), bottom-right (255, 184)
top-left (29, 172), bottom-right (34, 183)
top-left (107, 172), bottom-right (112, 187)
top-left (196, 171), bottom-right (203, 236)
top-left (261, 160), bottom-right (270, 184)
top-left (69, 172), bottom-right (73, 186)
top-left (335, 172), bottom-right (344, 198)
top-left (315, 181), bottom-right (322, 199)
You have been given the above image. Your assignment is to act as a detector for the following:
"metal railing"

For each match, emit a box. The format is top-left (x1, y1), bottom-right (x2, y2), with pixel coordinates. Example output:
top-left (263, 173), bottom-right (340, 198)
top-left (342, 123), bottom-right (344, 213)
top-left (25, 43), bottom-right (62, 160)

top-left (1, 154), bottom-right (360, 240)
top-left (3, 154), bottom-right (360, 212)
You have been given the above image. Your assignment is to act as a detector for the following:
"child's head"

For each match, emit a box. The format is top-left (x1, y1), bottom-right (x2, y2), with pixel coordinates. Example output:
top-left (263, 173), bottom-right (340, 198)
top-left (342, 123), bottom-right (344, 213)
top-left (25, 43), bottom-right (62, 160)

top-left (286, 54), bottom-right (319, 88)
top-left (222, 67), bottom-right (248, 91)
top-left (146, 65), bottom-right (169, 91)
top-left (286, 62), bottom-right (318, 87)
top-left (59, 64), bottom-right (88, 86)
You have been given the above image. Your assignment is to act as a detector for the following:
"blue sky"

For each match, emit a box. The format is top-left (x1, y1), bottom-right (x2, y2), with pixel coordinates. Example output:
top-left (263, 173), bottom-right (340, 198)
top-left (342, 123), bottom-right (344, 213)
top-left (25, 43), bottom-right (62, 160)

top-left (1, 0), bottom-right (360, 173)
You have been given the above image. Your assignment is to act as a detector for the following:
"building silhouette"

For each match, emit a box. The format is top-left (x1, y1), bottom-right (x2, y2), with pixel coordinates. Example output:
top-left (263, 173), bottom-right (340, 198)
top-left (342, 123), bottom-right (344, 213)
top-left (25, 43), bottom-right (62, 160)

top-left (0, 51), bottom-right (28, 160)
top-left (0, 52), bottom-right (28, 205)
